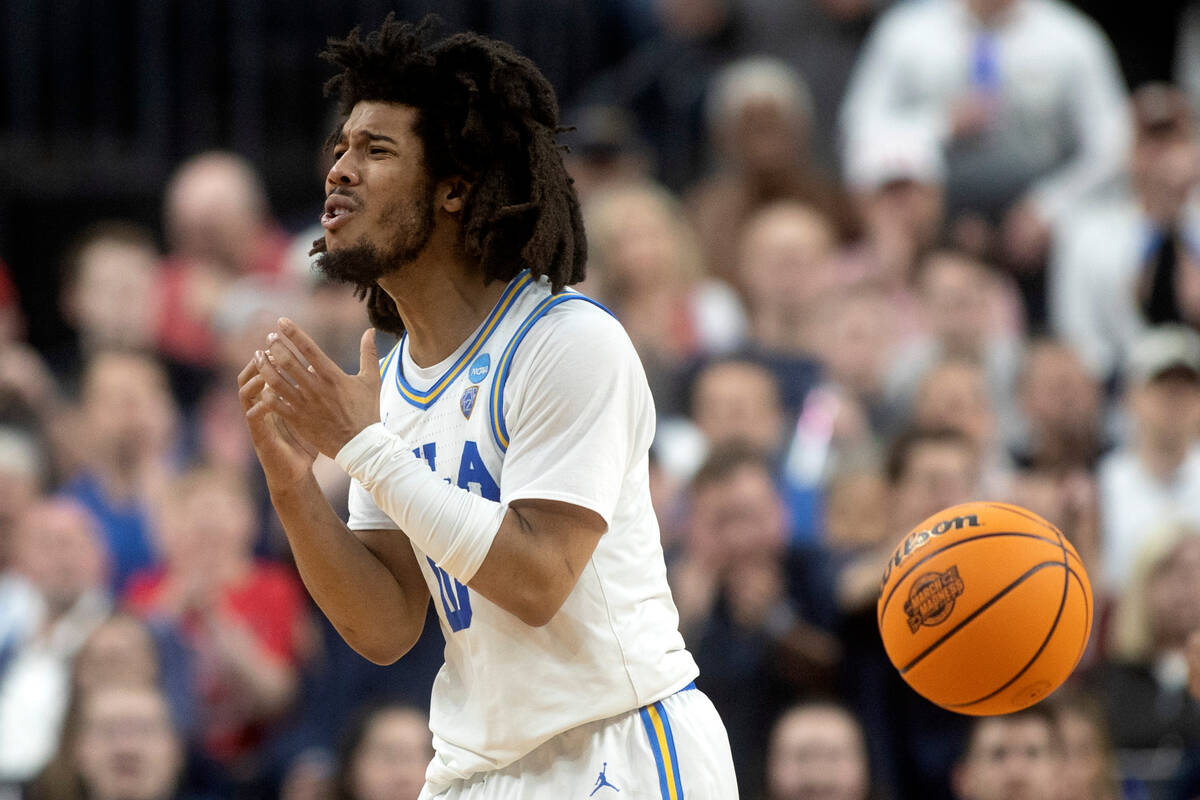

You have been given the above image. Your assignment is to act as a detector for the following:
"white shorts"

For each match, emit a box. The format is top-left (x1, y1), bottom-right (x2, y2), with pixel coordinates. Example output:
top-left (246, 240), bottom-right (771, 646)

top-left (418, 684), bottom-right (738, 800)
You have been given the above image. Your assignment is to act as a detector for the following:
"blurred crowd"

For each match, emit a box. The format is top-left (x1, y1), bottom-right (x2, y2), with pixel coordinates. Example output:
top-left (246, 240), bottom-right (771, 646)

top-left (5, 0), bottom-right (1200, 798)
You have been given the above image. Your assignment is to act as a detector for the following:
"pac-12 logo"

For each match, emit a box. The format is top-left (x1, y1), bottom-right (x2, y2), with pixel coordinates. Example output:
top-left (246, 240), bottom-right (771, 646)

top-left (468, 353), bottom-right (491, 383)
top-left (904, 566), bottom-right (965, 633)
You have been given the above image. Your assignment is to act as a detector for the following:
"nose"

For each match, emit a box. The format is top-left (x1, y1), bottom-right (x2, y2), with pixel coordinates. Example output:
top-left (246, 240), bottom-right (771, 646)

top-left (326, 152), bottom-right (358, 188)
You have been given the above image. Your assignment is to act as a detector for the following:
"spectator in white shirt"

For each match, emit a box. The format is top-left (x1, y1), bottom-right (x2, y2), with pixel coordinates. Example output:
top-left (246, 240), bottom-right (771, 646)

top-left (840, 0), bottom-right (1130, 270)
top-left (1098, 325), bottom-right (1200, 594)
top-left (1052, 83), bottom-right (1200, 383)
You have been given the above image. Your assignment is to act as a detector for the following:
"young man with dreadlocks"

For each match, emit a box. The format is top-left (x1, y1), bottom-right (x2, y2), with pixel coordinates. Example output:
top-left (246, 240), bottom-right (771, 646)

top-left (237, 16), bottom-right (737, 799)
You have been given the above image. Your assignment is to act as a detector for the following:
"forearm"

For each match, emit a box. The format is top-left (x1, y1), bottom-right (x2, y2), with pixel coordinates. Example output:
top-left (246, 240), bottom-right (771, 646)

top-left (269, 474), bottom-right (424, 663)
top-left (337, 425), bottom-right (603, 627)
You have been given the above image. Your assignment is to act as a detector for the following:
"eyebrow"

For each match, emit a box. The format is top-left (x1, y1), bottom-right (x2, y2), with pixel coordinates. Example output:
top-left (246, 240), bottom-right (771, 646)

top-left (363, 130), bottom-right (399, 145)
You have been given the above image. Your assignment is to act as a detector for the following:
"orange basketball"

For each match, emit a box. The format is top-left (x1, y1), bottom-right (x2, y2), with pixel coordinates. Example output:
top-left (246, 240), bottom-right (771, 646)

top-left (876, 501), bottom-right (1093, 716)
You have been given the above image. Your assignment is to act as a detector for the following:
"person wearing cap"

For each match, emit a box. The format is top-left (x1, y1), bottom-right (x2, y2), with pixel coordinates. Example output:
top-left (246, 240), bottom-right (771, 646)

top-left (840, 0), bottom-right (1130, 272)
top-left (1052, 83), bottom-right (1200, 383)
top-left (1097, 324), bottom-right (1200, 593)
top-left (840, 125), bottom-right (949, 346)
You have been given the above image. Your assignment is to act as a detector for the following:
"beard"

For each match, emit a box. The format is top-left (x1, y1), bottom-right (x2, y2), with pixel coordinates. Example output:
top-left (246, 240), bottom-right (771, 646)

top-left (312, 183), bottom-right (437, 289)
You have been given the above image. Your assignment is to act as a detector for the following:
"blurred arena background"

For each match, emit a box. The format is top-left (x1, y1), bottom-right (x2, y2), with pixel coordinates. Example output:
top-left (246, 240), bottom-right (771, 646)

top-left (2, 1), bottom-right (1200, 799)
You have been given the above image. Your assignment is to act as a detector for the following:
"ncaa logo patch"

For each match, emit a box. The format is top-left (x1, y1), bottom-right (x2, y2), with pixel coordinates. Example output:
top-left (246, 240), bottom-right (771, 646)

top-left (468, 353), bottom-right (491, 383)
top-left (904, 565), bottom-right (965, 633)
top-left (460, 385), bottom-right (479, 419)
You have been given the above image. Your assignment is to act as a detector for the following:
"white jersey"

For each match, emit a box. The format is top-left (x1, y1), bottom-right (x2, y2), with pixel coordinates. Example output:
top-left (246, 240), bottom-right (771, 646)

top-left (346, 271), bottom-right (699, 787)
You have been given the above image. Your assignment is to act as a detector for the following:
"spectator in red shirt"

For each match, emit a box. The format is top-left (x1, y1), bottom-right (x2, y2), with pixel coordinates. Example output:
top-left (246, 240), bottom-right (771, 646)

top-left (125, 466), bottom-right (309, 771)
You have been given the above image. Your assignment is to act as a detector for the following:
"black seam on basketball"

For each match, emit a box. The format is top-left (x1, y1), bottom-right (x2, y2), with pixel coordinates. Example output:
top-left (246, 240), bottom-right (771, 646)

top-left (897, 560), bottom-right (1064, 676)
top-left (1068, 567), bottom-right (1092, 661)
top-left (947, 565), bottom-right (1093, 712)
top-left (982, 502), bottom-right (1058, 533)
top-left (879, 530), bottom-right (1069, 623)
top-left (941, 529), bottom-right (1071, 708)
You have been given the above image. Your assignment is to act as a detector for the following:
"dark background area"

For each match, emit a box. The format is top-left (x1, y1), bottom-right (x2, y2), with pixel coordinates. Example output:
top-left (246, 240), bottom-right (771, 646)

top-left (0, 0), bottom-right (1186, 352)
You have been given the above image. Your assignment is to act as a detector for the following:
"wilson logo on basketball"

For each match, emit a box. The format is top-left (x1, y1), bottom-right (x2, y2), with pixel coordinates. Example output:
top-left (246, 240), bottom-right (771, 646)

top-left (904, 566), bottom-right (965, 633)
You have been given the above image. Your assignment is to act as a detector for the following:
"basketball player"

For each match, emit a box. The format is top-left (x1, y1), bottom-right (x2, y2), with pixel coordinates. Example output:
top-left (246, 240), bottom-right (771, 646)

top-left (236, 16), bottom-right (737, 800)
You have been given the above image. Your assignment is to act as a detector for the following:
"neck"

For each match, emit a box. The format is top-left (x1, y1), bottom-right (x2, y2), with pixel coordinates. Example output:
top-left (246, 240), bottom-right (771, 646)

top-left (378, 238), bottom-right (509, 367)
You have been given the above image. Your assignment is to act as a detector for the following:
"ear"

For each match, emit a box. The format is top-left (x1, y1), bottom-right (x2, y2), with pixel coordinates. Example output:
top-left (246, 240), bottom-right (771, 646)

top-left (438, 177), bottom-right (471, 214)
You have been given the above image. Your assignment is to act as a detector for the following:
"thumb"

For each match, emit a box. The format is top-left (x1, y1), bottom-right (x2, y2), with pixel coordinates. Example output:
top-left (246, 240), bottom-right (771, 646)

top-left (359, 328), bottom-right (379, 379)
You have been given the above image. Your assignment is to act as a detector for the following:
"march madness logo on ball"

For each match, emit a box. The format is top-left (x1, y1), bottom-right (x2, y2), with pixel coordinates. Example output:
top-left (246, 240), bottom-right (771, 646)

top-left (904, 566), bottom-right (965, 633)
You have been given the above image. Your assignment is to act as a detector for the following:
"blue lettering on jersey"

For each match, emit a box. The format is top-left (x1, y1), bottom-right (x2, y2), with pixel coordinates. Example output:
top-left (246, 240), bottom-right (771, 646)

top-left (468, 352), bottom-right (491, 383)
top-left (423, 442), bottom-right (499, 633)
top-left (412, 442), bottom-right (437, 471)
top-left (427, 557), bottom-right (473, 632)
top-left (457, 440), bottom-right (500, 500)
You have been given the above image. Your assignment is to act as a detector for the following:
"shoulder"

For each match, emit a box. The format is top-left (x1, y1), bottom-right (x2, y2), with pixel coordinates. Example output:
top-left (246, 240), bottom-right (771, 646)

top-left (510, 293), bottom-right (637, 374)
top-left (1028, 0), bottom-right (1112, 49)
top-left (873, 0), bottom-right (951, 38)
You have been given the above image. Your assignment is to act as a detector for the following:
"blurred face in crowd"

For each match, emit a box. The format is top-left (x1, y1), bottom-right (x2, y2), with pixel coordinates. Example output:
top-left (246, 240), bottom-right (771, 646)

top-left (1130, 368), bottom-right (1200, 449)
top-left (159, 471), bottom-right (256, 575)
top-left (64, 237), bottom-right (160, 351)
top-left (917, 252), bottom-right (993, 357)
top-left (165, 152), bottom-right (268, 272)
top-left (691, 360), bottom-right (786, 454)
top-left (1056, 706), bottom-right (1116, 800)
top-left (719, 96), bottom-right (808, 175)
top-left (691, 462), bottom-right (788, 564)
top-left (0, 428), bottom-right (41, 567)
top-left (813, 290), bottom-right (891, 398)
top-left (738, 202), bottom-right (837, 319)
top-left (75, 686), bottom-right (183, 800)
top-left (586, 185), bottom-right (695, 301)
top-left (955, 715), bottom-right (1060, 800)
top-left (767, 705), bottom-right (870, 800)
top-left (1145, 533), bottom-right (1200, 651)
top-left (82, 352), bottom-right (176, 468)
top-left (349, 707), bottom-right (432, 800)
top-left (914, 361), bottom-right (995, 451)
top-left (858, 178), bottom-right (944, 277)
top-left (1020, 343), bottom-right (1101, 453)
top-left (75, 615), bottom-right (160, 694)
top-left (893, 438), bottom-right (978, 528)
top-left (12, 500), bottom-right (106, 614)
top-left (825, 471), bottom-right (890, 550)
top-left (1129, 93), bottom-right (1200, 222)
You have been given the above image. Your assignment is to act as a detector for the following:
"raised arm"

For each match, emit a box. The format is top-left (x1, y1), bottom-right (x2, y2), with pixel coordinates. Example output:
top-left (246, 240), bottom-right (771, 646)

top-left (254, 320), bottom-right (611, 628)
top-left (238, 359), bottom-right (428, 664)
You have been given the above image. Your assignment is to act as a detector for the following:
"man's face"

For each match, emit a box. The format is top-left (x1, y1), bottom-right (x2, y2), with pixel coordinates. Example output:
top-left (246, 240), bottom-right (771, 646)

top-left (767, 707), bottom-right (870, 800)
top-left (691, 465), bottom-right (787, 563)
top-left (75, 688), bottom-right (182, 800)
top-left (955, 717), bottom-right (1059, 800)
top-left (317, 102), bottom-right (439, 287)
top-left (1131, 370), bottom-right (1200, 445)
top-left (691, 362), bottom-right (785, 453)
top-left (894, 441), bottom-right (978, 529)
top-left (350, 709), bottom-right (432, 800)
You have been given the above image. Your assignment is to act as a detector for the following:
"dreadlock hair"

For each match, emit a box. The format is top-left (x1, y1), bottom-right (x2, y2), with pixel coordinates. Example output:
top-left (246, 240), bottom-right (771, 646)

top-left (314, 15), bottom-right (587, 334)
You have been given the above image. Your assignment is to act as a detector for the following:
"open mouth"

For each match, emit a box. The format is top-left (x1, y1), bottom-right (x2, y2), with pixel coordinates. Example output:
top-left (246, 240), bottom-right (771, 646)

top-left (322, 194), bottom-right (359, 231)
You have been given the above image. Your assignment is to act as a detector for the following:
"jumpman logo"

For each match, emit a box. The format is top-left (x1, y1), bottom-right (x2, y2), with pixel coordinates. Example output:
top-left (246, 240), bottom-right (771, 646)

top-left (590, 762), bottom-right (620, 795)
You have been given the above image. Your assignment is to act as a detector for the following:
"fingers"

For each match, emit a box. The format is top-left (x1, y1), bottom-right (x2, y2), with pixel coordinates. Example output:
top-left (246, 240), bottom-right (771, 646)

top-left (358, 328), bottom-right (379, 378)
top-left (255, 350), bottom-right (303, 409)
top-left (277, 318), bottom-right (343, 378)
top-left (238, 371), bottom-right (267, 412)
top-left (266, 332), bottom-right (320, 390)
top-left (237, 358), bottom-right (260, 388)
